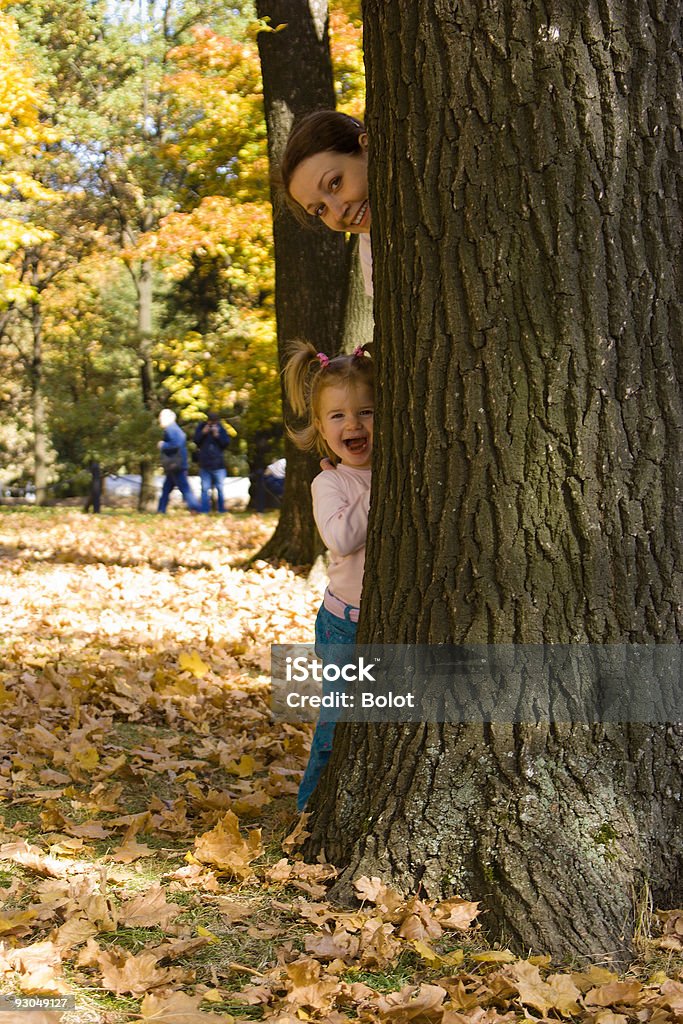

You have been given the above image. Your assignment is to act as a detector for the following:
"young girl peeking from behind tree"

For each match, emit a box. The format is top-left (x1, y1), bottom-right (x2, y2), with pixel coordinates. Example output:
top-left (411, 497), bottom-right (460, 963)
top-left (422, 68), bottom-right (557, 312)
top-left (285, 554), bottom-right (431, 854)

top-left (283, 341), bottom-right (374, 810)
top-left (278, 110), bottom-right (373, 297)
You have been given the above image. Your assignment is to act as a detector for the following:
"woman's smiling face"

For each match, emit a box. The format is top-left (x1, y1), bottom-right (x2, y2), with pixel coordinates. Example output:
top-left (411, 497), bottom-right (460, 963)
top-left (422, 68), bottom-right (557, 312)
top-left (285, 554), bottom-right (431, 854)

top-left (288, 140), bottom-right (371, 234)
top-left (315, 381), bottom-right (374, 467)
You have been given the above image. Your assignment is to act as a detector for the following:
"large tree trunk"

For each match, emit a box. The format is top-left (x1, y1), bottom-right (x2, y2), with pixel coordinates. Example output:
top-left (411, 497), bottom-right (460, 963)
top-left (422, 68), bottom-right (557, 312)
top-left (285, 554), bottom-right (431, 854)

top-left (255, 0), bottom-right (353, 566)
top-left (305, 0), bottom-right (683, 962)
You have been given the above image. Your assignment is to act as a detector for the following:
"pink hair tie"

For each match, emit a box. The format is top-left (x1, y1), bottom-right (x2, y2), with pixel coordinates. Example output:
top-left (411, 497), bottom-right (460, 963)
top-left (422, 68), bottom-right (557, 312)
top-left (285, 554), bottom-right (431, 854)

top-left (316, 352), bottom-right (330, 369)
top-left (352, 346), bottom-right (365, 358)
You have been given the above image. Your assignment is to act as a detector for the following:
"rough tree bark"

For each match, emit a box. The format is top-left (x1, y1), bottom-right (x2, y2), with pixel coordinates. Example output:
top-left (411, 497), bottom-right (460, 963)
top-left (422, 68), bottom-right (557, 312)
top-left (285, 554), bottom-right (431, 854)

top-left (256, 0), bottom-right (356, 565)
top-left (305, 0), bottom-right (683, 961)
top-left (29, 290), bottom-right (48, 507)
top-left (136, 254), bottom-right (157, 512)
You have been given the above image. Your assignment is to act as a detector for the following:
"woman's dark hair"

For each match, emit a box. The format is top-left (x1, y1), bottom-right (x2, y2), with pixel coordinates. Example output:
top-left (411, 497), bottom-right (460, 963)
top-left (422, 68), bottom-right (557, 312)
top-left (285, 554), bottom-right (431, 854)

top-left (276, 110), bottom-right (366, 224)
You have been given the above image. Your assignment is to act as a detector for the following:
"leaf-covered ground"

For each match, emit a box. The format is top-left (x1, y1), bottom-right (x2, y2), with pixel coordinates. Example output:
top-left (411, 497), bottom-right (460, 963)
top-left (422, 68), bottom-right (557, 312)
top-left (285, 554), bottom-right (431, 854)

top-left (0, 508), bottom-right (681, 1024)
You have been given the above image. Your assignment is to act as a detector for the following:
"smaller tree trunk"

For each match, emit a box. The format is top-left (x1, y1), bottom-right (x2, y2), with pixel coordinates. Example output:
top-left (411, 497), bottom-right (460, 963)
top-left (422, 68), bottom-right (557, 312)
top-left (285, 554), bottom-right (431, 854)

top-left (30, 299), bottom-right (48, 506)
top-left (255, 0), bottom-right (354, 565)
top-left (257, 440), bottom-right (324, 564)
top-left (136, 256), bottom-right (157, 511)
top-left (342, 237), bottom-right (373, 351)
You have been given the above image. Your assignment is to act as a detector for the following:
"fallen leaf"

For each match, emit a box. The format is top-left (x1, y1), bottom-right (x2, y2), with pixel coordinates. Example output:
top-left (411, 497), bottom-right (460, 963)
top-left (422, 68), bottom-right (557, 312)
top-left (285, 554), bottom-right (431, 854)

top-left (193, 810), bottom-right (263, 879)
top-left (138, 989), bottom-right (230, 1022)
top-left (118, 884), bottom-right (180, 929)
top-left (376, 982), bottom-right (447, 1021)
top-left (98, 948), bottom-right (182, 996)
top-left (434, 897), bottom-right (480, 931)
top-left (179, 651), bottom-right (210, 678)
top-left (585, 981), bottom-right (643, 1007)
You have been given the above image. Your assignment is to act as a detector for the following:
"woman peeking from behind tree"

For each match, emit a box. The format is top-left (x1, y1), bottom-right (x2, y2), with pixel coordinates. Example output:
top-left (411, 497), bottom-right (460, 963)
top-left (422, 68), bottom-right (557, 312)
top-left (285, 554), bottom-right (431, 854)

top-left (278, 110), bottom-right (373, 297)
top-left (283, 340), bottom-right (374, 810)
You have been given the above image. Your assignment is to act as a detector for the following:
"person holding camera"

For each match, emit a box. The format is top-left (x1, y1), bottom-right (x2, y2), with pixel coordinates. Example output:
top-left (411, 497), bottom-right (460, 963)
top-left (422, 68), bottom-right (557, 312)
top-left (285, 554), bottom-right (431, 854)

top-left (193, 412), bottom-right (231, 513)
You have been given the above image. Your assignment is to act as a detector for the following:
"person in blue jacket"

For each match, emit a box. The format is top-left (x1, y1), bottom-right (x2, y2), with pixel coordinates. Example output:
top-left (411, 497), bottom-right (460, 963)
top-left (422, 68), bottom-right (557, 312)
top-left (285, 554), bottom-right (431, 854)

top-left (157, 409), bottom-right (200, 513)
top-left (193, 412), bottom-right (231, 513)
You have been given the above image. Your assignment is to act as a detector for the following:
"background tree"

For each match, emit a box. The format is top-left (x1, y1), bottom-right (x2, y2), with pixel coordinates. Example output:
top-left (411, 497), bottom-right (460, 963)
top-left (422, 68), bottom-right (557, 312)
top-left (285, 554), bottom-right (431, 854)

top-left (306, 0), bottom-right (683, 961)
top-left (255, 0), bottom-right (360, 565)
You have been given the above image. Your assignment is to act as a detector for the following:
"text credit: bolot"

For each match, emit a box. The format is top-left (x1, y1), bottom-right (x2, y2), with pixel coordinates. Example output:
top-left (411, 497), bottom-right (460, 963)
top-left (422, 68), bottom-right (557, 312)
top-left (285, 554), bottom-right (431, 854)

top-left (282, 653), bottom-right (415, 711)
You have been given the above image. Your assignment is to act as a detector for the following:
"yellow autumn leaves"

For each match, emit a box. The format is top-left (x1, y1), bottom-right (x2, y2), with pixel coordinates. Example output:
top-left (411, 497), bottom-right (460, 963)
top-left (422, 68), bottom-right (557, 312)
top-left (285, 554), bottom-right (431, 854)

top-left (0, 6), bottom-right (60, 306)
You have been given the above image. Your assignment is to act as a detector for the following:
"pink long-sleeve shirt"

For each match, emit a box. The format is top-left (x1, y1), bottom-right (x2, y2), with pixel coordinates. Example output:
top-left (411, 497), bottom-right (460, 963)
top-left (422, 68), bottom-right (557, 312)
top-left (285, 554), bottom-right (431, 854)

top-left (311, 464), bottom-right (371, 609)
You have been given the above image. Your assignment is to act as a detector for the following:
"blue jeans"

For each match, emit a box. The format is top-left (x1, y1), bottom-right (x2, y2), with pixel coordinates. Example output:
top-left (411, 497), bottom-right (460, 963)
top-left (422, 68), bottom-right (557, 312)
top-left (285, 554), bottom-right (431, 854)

top-left (297, 602), bottom-right (358, 811)
top-left (199, 467), bottom-right (227, 512)
top-left (157, 470), bottom-right (200, 513)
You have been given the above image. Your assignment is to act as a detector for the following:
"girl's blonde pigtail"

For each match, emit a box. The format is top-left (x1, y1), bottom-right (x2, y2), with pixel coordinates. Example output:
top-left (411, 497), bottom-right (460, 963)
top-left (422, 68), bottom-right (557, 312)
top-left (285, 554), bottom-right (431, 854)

top-left (283, 340), bottom-right (326, 453)
top-left (283, 340), bottom-right (320, 417)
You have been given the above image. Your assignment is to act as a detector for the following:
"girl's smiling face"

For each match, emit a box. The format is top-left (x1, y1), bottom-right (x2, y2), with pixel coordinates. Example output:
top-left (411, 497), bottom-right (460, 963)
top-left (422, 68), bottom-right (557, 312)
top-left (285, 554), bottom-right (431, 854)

top-left (315, 381), bottom-right (374, 467)
top-left (288, 139), bottom-right (371, 234)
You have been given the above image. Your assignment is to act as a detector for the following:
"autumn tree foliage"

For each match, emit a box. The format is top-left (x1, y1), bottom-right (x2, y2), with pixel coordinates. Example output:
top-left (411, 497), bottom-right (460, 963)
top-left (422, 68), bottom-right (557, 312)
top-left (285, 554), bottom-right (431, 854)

top-left (0, 0), bottom-right (366, 500)
top-left (255, 0), bottom-right (371, 563)
top-left (306, 0), bottom-right (683, 961)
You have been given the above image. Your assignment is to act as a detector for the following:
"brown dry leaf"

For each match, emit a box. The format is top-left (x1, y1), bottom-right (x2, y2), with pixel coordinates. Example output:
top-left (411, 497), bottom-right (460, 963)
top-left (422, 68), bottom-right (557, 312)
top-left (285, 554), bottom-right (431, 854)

top-left (166, 863), bottom-right (221, 892)
top-left (107, 836), bottom-right (155, 862)
top-left (376, 982), bottom-right (448, 1022)
top-left (659, 910), bottom-right (683, 937)
top-left (507, 960), bottom-right (553, 1016)
top-left (98, 947), bottom-right (183, 996)
top-left (545, 972), bottom-right (583, 1016)
top-left (109, 811), bottom-right (152, 836)
top-left (441, 1011), bottom-right (517, 1024)
top-left (305, 928), bottom-right (361, 962)
top-left (146, 936), bottom-right (211, 961)
top-left (591, 1013), bottom-right (629, 1024)
top-left (572, 967), bottom-right (619, 993)
top-left (0, 840), bottom-right (65, 877)
top-left (65, 819), bottom-right (111, 839)
top-left (585, 981), bottom-right (644, 1007)
top-left (660, 981), bottom-right (683, 1014)
top-left (282, 814), bottom-right (311, 854)
top-left (51, 916), bottom-right (99, 951)
top-left (284, 956), bottom-right (342, 1012)
top-left (358, 918), bottom-right (403, 968)
top-left (118, 884), bottom-right (181, 929)
top-left (193, 810), bottom-right (263, 878)
top-left (215, 898), bottom-right (256, 923)
top-left (138, 990), bottom-right (231, 1023)
top-left (232, 788), bottom-right (272, 816)
top-left (7, 940), bottom-right (71, 997)
top-left (397, 901), bottom-right (443, 941)
top-left (354, 875), bottom-right (405, 912)
top-left (75, 937), bottom-right (102, 968)
top-left (434, 897), bottom-right (480, 931)
top-left (266, 857), bottom-right (292, 882)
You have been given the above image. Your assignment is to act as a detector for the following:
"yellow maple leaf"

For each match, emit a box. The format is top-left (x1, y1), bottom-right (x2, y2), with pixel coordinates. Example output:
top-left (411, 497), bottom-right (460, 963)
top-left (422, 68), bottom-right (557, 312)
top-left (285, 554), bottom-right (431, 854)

top-left (73, 745), bottom-right (100, 770)
top-left (472, 949), bottom-right (517, 963)
top-left (0, 908), bottom-right (36, 934)
top-left (179, 650), bottom-right (209, 678)
top-left (0, 682), bottom-right (16, 706)
top-left (225, 753), bottom-right (258, 777)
